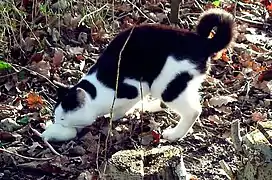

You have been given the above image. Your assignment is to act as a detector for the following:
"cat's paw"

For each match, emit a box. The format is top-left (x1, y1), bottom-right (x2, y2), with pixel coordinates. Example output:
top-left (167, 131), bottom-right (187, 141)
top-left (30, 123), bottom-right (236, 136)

top-left (162, 128), bottom-right (181, 142)
top-left (41, 124), bottom-right (77, 142)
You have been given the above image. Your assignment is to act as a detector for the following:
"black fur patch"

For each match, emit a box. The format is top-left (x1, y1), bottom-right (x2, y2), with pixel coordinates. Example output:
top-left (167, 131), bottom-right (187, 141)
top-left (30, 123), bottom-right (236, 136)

top-left (161, 72), bottom-right (193, 102)
top-left (89, 24), bottom-right (211, 94)
top-left (74, 80), bottom-right (97, 99)
top-left (54, 80), bottom-right (96, 112)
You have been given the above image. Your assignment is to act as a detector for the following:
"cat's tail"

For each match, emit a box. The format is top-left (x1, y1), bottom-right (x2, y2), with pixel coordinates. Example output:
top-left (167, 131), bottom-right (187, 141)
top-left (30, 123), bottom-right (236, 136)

top-left (196, 8), bottom-right (235, 54)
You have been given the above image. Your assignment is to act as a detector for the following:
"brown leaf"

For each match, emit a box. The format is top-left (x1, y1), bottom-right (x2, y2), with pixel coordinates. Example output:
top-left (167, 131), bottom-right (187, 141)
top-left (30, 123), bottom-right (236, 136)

top-left (29, 60), bottom-right (51, 78)
top-left (252, 112), bottom-right (267, 122)
top-left (53, 48), bottom-right (65, 67)
top-left (30, 51), bottom-right (44, 63)
top-left (23, 37), bottom-right (37, 52)
top-left (0, 131), bottom-right (16, 142)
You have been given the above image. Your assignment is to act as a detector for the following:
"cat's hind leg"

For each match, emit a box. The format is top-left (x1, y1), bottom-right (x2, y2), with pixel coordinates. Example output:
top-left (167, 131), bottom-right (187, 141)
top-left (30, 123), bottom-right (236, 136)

top-left (160, 75), bottom-right (203, 142)
top-left (162, 94), bottom-right (201, 141)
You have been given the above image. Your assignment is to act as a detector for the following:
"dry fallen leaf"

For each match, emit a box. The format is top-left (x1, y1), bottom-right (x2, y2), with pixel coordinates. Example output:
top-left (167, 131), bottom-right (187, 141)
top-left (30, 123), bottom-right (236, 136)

top-left (0, 131), bottom-right (16, 142)
top-left (209, 95), bottom-right (237, 107)
top-left (252, 112), bottom-right (267, 122)
top-left (29, 60), bottom-right (51, 78)
top-left (26, 92), bottom-right (44, 109)
top-left (208, 115), bottom-right (224, 125)
top-left (53, 48), bottom-right (65, 67)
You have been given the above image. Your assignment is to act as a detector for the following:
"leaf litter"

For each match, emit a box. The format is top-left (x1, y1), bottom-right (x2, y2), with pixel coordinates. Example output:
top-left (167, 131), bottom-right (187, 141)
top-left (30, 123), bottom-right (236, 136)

top-left (0, 0), bottom-right (272, 180)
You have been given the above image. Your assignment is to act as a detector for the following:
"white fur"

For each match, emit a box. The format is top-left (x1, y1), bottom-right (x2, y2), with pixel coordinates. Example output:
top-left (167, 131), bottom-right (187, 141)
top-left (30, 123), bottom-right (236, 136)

top-left (42, 56), bottom-right (206, 142)
top-left (41, 123), bottom-right (77, 142)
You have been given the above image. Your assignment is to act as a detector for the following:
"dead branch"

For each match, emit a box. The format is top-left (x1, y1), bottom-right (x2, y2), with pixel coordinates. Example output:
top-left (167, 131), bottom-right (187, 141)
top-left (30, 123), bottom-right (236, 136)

top-left (0, 148), bottom-right (54, 161)
top-left (219, 160), bottom-right (234, 180)
top-left (102, 26), bottom-right (136, 176)
top-left (231, 119), bottom-right (243, 152)
top-left (170, 0), bottom-right (181, 24)
top-left (29, 125), bottom-right (62, 156)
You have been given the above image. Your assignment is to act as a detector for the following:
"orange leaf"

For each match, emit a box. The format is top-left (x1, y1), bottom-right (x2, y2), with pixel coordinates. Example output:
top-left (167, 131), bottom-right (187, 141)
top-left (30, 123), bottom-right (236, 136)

top-left (267, 4), bottom-right (272, 11)
top-left (26, 92), bottom-right (44, 109)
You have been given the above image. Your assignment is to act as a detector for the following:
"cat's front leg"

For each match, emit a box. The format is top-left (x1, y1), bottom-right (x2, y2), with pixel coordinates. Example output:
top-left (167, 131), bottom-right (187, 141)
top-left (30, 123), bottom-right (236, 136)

top-left (106, 99), bottom-right (139, 121)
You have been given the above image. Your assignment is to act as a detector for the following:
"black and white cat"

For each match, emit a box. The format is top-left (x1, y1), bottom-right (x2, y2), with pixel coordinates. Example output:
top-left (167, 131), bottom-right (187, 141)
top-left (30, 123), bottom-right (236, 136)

top-left (41, 8), bottom-right (235, 142)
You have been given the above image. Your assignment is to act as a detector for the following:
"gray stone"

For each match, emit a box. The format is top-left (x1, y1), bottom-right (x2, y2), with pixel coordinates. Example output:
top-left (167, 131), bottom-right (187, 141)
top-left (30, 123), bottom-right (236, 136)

top-left (103, 146), bottom-right (189, 180)
top-left (237, 121), bottom-right (272, 180)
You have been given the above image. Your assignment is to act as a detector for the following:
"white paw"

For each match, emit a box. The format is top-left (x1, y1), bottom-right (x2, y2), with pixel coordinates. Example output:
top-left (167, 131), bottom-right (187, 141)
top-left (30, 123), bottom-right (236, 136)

top-left (41, 124), bottom-right (77, 142)
top-left (162, 128), bottom-right (181, 142)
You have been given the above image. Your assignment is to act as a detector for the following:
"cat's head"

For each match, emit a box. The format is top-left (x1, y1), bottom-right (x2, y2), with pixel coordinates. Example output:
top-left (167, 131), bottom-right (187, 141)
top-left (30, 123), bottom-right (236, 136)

top-left (53, 84), bottom-right (94, 128)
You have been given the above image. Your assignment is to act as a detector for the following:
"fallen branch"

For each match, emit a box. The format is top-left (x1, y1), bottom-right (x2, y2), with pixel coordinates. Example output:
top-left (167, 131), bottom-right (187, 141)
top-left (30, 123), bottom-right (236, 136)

top-left (78, 4), bottom-right (108, 26)
top-left (29, 125), bottom-right (62, 156)
top-left (11, 63), bottom-right (57, 88)
top-left (231, 119), bottom-right (243, 152)
top-left (235, 16), bottom-right (271, 27)
top-left (102, 26), bottom-right (136, 175)
top-left (0, 148), bottom-right (54, 161)
top-left (126, 0), bottom-right (156, 23)
top-left (219, 160), bottom-right (234, 180)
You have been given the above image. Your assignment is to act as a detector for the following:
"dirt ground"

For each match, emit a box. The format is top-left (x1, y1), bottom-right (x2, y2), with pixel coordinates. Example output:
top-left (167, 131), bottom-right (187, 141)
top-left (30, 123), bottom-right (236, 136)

top-left (0, 0), bottom-right (271, 180)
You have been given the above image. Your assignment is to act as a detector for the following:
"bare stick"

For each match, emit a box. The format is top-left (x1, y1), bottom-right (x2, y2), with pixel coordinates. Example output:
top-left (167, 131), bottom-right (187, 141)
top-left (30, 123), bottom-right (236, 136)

top-left (78, 4), bottom-right (108, 26)
top-left (29, 126), bottom-right (62, 156)
top-left (231, 119), bottom-right (243, 152)
top-left (219, 160), bottom-right (234, 180)
top-left (0, 148), bottom-right (54, 161)
top-left (126, 0), bottom-right (156, 23)
top-left (235, 16), bottom-right (271, 27)
top-left (170, 0), bottom-right (181, 24)
top-left (11, 63), bottom-right (57, 88)
top-left (102, 26), bottom-right (135, 175)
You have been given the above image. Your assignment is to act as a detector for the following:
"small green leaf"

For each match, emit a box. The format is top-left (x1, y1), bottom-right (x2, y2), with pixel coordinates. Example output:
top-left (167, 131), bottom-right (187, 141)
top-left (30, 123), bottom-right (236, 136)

top-left (39, 4), bottom-right (47, 14)
top-left (17, 116), bottom-right (29, 125)
top-left (18, 71), bottom-right (26, 81)
top-left (212, 0), bottom-right (220, 7)
top-left (0, 60), bottom-right (12, 70)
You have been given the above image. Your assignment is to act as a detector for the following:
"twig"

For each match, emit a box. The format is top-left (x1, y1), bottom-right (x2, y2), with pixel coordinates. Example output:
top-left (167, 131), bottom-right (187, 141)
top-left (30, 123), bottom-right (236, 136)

top-left (139, 79), bottom-right (144, 146)
top-left (11, 63), bottom-right (57, 88)
top-left (231, 119), bottom-right (243, 152)
top-left (0, 148), bottom-right (54, 161)
top-left (96, 133), bottom-right (102, 178)
top-left (78, 4), bottom-right (108, 26)
top-left (219, 160), bottom-right (234, 180)
top-left (126, 0), bottom-right (156, 23)
top-left (194, 0), bottom-right (204, 12)
top-left (102, 26), bottom-right (135, 175)
top-left (29, 125), bottom-right (62, 156)
top-left (235, 16), bottom-right (272, 27)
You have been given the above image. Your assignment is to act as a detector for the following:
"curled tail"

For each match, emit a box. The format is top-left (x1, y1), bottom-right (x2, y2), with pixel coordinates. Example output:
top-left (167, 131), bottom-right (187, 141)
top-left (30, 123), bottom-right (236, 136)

top-left (196, 8), bottom-right (235, 54)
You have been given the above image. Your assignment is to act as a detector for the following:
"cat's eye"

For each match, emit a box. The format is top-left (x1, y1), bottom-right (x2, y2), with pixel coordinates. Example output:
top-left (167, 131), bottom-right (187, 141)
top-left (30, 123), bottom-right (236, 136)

top-left (61, 117), bottom-right (64, 120)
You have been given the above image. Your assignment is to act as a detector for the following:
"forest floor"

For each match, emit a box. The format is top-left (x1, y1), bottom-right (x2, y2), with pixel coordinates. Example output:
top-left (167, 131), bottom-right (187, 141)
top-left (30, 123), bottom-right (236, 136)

top-left (0, 0), bottom-right (271, 180)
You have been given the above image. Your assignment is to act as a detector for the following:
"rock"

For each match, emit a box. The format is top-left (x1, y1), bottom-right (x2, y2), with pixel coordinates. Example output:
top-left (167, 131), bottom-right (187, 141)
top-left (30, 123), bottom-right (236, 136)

top-left (237, 121), bottom-right (272, 180)
top-left (104, 149), bottom-right (144, 180)
top-left (103, 146), bottom-right (189, 180)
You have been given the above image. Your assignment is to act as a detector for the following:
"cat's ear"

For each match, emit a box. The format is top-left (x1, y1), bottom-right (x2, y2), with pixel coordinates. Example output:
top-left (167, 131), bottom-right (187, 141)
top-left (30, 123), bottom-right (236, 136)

top-left (76, 87), bottom-right (87, 103)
